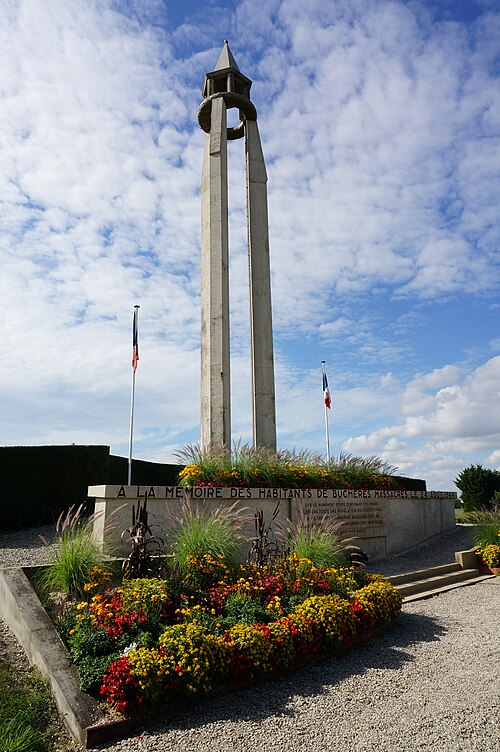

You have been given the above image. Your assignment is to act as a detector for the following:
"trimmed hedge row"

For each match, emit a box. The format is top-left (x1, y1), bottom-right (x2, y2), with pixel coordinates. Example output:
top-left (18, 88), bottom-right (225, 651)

top-left (0, 446), bottom-right (182, 532)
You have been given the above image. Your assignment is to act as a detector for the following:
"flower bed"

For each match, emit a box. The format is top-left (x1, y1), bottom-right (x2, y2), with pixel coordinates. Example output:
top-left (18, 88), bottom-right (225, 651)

top-left (475, 543), bottom-right (500, 570)
top-left (55, 558), bottom-right (403, 715)
top-left (176, 445), bottom-right (403, 490)
top-left (475, 543), bottom-right (500, 574)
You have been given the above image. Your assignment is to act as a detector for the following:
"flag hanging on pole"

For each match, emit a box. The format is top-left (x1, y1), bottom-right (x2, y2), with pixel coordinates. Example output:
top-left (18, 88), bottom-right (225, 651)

top-left (323, 368), bottom-right (331, 409)
top-left (132, 306), bottom-right (139, 372)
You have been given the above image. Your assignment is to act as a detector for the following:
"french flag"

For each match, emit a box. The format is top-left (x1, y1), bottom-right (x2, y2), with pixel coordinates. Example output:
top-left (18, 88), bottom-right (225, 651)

top-left (132, 307), bottom-right (139, 372)
top-left (323, 369), bottom-right (331, 409)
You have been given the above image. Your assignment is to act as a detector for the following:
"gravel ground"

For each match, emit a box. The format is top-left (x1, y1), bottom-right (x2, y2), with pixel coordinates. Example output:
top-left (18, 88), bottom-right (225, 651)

top-left (0, 524), bottom-right (498, 752)
top-left (0, 524), bottom-right (56, 567)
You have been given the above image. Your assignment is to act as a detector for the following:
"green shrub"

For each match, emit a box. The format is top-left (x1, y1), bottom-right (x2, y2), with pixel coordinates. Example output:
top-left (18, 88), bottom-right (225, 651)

top-left (454, 465), bottom-right (500, 512)
top-left (77, 654), bottom-right (122, 693)
top-left (221, 593), bottom-right (274, 629)
top-left (490, 490), bottom-right (500, 507)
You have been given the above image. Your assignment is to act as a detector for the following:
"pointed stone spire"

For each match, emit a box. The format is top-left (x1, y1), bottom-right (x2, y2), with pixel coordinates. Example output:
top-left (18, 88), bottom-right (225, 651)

top-left (201, 41), bottom-right (252, 101)
top-left (214, 40), bottom-right (240, 72)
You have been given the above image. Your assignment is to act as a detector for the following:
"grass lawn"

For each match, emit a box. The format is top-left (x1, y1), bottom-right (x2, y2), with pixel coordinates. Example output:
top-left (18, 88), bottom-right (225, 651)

top-left (0, 656), bottom-right (74, 752)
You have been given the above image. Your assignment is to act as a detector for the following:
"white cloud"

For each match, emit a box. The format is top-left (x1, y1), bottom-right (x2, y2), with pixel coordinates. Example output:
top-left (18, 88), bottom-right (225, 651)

top-left (0, 0), bottom-right (498, 492)
top-left (343, 356), bottom-right (500, 487)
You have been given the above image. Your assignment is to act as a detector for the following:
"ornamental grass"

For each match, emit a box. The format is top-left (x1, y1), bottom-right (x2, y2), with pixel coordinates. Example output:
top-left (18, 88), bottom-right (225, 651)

top-left (55, 554), bottom-right (403, 715)
top-left (37, 505), bottom-right (112, 599)
top-left (176, 444), bottom-right (400, 490)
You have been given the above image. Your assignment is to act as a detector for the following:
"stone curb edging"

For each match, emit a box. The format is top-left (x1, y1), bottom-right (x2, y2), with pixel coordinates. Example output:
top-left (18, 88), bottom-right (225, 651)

top-left (0, 566), bottom-right (110, 748)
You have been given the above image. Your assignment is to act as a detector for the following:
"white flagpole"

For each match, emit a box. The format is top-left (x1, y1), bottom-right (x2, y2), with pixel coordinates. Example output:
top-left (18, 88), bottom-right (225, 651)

top-left (128, 305), bottom-right (140, 485)
top-left (322, 360), bottom-right (331, 463)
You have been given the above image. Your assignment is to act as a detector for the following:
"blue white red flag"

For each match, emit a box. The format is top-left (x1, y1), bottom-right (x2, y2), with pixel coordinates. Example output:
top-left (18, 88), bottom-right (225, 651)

top-left (323, 369), bottom-right (331, 409)
top-left (132, 307), bottom-right (139, 372)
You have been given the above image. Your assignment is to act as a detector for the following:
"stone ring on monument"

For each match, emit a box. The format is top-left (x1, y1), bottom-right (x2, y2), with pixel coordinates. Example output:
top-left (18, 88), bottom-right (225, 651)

top-left (198, 92), bottom-right (257, 140)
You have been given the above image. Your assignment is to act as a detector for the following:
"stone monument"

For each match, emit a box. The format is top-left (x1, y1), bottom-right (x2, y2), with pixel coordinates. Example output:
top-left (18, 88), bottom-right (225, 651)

top-left (198, 41), bottom-right (277, 451)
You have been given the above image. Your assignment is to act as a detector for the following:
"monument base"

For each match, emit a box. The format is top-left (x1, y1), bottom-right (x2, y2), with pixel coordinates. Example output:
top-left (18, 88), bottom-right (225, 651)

top-left (88, 485), bottom-right (457, 561)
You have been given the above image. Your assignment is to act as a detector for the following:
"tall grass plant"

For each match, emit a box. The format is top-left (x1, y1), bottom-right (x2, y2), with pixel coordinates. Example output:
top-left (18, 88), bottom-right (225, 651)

top-left (464, 506), bottom-right (500, 548)
top-left (279, 505), bottom-right (353, 569)
top-left (37, 504), bottom-right (110, 599)
top-left (0, 658), bottom-right (57, 752)
top-left (167, 500), bottom-right (249, 572)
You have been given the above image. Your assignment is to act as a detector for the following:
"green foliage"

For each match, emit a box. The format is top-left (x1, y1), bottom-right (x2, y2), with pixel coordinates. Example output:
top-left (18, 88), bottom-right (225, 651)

top-left (77, 654), bottom-right (122, 693)
top-left (167, 500), bottom-right (246, 572)
top-left (177, 443), bottom-right (400, 490)
top-left (0, 445), bottom-right (110, 531)
top-left (0, 659), bottom-right (57, 752)
top-left (462, 506), bottom-right (500, 548)
top-left (67, 623), bottom-right (134, 692)
top-left (455, 464), bottom-right (500, 512)
top-left (36, 505), bottom-right (109, 598)
top-left (69, 627), bottom-right (114, 662)
top-left (290, 532), bottom-right (350, 569)
top-left (491, 490), bottom-right (500, 507)
top-left (220, 593), bottom-right (274, 629)
top-left (280, 505), bottom-right (352, 570)
top-left (0, 445), bottom-right (182, 532)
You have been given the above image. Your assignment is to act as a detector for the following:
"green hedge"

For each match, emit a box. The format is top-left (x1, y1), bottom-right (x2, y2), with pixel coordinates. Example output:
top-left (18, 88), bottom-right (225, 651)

top-left (393, 475), bottom-right (426, 491)
top-left (0, 446), bottom-right (182, 532)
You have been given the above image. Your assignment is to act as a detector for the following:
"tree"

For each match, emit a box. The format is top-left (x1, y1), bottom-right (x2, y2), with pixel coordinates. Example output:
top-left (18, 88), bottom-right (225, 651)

top-left (455, 464), bottom-right (500, 512)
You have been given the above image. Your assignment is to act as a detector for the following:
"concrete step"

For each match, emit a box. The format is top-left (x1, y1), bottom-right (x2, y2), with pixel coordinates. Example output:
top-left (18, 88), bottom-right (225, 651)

top-left (401, 574), bottom-right (494, 603)
top-left (387, 562), bottom-right (495, 602)
top-left (388, 562), bottom-right (461, 587)
top-left (394, 568), bottom-right (483, 597)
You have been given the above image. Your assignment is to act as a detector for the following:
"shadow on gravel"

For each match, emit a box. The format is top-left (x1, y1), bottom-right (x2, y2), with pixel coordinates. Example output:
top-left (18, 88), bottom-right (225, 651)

top-left (0, 527), bottom-right (56, 550)
top-left (99, 612), bottom-right (446, 745)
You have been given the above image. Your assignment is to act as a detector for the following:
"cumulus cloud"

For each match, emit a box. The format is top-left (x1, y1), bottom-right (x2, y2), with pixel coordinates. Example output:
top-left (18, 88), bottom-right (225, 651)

top-left (343, 357), bottom-right (500, 487)
top-left (0, 0), bottom-right (498, 486)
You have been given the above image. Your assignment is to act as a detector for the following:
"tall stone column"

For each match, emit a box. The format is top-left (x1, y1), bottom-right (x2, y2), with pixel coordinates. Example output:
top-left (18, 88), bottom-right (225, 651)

top-left (200, 96), bottom-right (231, 449)
top-left (246, 120), bottom-right (277, 451)
top-left (198, 41), bottom-right (277, 452)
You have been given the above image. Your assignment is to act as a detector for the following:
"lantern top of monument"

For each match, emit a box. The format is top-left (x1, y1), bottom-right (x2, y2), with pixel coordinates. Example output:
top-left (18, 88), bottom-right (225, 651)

top-left (201, 41), bottom-right (252, 101)
top-left (214, 40), bottom-right (240, 72)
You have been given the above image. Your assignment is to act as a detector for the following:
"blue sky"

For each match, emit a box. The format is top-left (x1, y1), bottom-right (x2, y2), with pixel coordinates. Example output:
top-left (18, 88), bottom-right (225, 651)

top-left (1, 0), bottom-right (499, 490)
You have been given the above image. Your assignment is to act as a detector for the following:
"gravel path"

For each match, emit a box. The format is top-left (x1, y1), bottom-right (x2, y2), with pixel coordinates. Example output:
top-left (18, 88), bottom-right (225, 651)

top-left (0, 525), bottom-right (498, 752)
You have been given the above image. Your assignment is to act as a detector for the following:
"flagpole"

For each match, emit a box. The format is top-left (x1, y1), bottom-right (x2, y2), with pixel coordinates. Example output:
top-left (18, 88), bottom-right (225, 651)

top-left (128, 305), bottom-right (140, 485)
top-left (322, 360), bottom-right (331, 463)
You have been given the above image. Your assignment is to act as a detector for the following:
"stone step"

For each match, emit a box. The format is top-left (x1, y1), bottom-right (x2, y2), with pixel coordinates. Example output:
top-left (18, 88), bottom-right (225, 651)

top-left (401, 574), bottom-right (494, 603)
top-left (388, 562), bottom-right (461, 587)
top-left (387, 560), bottom-right (496, 602)
top-left (393, 567), bottom-right (484, 598)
